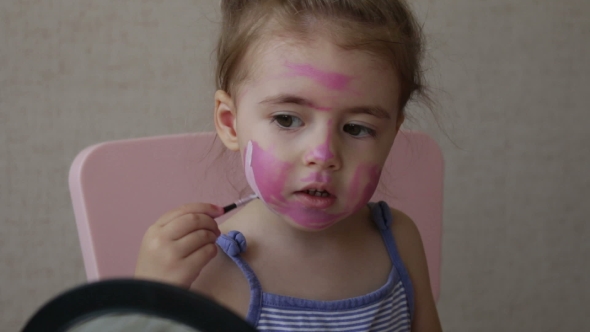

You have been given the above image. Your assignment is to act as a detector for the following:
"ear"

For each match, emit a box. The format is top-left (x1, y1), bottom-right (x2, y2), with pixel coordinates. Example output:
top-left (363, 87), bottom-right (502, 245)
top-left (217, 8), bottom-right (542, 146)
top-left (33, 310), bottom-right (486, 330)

top-left (214, 90), bottom-right (239, 151)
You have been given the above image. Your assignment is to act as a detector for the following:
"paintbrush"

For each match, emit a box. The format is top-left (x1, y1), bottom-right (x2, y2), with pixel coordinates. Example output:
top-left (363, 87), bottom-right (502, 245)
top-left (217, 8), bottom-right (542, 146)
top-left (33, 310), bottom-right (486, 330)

top-left (222, 194), bottom-right (259, 214)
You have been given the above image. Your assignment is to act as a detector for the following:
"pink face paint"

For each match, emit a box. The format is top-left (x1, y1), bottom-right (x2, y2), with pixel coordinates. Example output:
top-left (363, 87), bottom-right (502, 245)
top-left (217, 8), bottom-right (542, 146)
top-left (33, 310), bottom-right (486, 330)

top-left (301, 172), bottom-right (332, 183)
top-left (285, 62), bottom-right (353, 92)
top-left (311, 105), bottom-right (333, 112)
top-left (344, 164), bottom-right (382, 213)
top-left (244, 141), bottom-right (263, 202)
top-left (245, 141), bottom-right (382, 230)
top-left (305, 122), bottom-right (335, 163)
top-left (291, 163), bottom-right (381, 230)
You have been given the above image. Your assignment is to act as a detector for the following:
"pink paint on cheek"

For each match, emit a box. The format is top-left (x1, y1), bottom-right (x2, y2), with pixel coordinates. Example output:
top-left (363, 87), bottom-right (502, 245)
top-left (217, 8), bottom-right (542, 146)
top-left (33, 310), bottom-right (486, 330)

top-left (244, 141), bottom-right (263, 200)
top-left (285, 62), bottom-right (353, 92)
top-left (246, 141), bottom-right (291, 205)
top-left (345, 165), bottom-right (382, 212)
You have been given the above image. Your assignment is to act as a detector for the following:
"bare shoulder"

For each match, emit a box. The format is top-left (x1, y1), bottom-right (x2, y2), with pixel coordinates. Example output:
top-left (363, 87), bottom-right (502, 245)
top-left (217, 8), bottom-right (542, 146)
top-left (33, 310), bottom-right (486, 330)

top-left (389, 209), bottom-right (427, 268)
top-left (389, 209), bottom-right (420, 250)
top-left (190, 244), bottom-right (250, 319)
top-left (389, 208), bottom-right (443, 332)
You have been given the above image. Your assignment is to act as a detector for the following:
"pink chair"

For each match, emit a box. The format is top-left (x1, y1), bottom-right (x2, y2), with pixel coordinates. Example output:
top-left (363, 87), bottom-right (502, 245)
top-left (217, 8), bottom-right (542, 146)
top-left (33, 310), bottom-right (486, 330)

top-left (69, 131), bottom-right (444, 300)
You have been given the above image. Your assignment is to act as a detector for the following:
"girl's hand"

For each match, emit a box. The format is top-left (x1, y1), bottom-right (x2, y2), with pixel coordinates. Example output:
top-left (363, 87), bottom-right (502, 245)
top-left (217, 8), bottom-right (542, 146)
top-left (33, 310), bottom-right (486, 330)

top-left (135, 203), bottom-right (224, 288)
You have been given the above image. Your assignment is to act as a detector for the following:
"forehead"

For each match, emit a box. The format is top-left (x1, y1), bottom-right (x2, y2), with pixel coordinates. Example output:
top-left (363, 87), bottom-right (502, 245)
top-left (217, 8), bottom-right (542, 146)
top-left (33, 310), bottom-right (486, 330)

top-left (238, 34), bottom-right (400, 110)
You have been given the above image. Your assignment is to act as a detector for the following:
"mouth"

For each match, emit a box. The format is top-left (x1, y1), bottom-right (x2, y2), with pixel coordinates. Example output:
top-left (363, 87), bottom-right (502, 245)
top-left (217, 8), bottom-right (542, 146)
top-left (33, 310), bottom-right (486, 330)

top-left (297, 183), bottom-right (336, 197)
top-left (301, 189), bottom-right (332, 198)
top-left (294, 184), bottom-right (337, 209)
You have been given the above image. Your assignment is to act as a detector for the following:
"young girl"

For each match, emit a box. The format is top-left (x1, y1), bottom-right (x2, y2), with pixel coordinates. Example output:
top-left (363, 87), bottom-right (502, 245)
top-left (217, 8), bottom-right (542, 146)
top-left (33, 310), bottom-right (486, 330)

top-left (135, 0), bottom-right (442, 331)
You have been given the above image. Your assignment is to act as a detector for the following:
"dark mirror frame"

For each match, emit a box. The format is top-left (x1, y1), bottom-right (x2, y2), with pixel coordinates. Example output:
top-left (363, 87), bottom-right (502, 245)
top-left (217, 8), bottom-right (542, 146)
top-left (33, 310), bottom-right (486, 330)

top-left (22, 279), bottom-right (257, 332)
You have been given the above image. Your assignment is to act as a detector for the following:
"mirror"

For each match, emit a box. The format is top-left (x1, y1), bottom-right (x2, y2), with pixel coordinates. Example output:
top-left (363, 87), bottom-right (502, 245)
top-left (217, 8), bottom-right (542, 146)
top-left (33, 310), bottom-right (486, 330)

top-left (67, 314), bottom-right (199, 332)
top-left (22, 279), bottom-right (257, 332)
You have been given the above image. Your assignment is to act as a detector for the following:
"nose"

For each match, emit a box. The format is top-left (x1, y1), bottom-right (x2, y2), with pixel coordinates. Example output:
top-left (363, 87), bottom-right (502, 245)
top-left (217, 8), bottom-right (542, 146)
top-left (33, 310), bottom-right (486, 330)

top-left (303, 128), bottom-right (341, 171)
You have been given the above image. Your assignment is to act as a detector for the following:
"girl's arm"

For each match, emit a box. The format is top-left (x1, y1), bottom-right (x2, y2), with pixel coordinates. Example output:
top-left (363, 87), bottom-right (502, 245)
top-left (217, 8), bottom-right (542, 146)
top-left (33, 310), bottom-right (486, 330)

top-left (391, 209), bottom-right (443, 332)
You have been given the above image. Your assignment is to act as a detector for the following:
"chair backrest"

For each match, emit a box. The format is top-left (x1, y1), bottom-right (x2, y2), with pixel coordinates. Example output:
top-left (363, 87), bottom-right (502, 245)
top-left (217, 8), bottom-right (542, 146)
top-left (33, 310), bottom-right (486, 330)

top-left (69, 131), bottom-right (443, 300)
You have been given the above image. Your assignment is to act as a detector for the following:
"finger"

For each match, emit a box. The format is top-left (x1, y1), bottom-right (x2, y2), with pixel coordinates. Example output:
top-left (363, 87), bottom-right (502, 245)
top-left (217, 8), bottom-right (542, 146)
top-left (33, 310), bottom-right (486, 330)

top-left (184, 243), bottom-right (218, 272)
top-left (163, 214), bottom-right (220, 240)
top-left (174, 229), bottom-right (218, 258)
top-left (156, 203), bottom-right (224, 227)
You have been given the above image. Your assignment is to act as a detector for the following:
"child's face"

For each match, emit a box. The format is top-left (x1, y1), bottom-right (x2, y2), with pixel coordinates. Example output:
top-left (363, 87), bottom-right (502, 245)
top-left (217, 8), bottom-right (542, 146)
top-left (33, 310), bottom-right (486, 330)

top-left (218, 35), bottom-right (403, 231)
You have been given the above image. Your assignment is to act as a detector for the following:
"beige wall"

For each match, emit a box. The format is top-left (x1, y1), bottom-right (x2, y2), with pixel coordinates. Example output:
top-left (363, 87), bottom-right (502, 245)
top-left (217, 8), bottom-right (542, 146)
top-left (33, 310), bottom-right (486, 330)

top-left (1, 0), bottom-right (588, 330)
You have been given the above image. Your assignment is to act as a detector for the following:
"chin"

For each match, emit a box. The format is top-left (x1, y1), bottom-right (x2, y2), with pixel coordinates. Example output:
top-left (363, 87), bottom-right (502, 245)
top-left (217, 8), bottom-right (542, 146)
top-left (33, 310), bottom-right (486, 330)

top-left (264, 197), bottom-right (366, 231)
top-left (283, 209), bottom-right (350, 232)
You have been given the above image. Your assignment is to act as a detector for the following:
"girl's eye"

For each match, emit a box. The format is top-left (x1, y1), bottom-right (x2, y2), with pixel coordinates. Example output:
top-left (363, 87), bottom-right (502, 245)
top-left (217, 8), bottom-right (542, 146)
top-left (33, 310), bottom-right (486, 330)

top-left (343, 124), bottom-right (376, 137)
top-left (272, 114), bottom-right (303, 129)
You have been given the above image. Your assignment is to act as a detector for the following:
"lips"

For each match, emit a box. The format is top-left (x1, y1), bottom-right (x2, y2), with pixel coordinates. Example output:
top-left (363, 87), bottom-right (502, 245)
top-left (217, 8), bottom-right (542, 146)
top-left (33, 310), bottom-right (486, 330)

top-left (302, 189), bottom-right (331, 197)
top-left (298, 183), bottom-right (335, 197)
top-left (295, 183), bottom-right (336, 209)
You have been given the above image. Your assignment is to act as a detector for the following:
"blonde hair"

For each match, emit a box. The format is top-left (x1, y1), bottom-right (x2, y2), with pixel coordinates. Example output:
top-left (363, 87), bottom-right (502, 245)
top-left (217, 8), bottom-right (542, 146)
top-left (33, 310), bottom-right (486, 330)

top-left (216, 0), bottom-right (427, 113)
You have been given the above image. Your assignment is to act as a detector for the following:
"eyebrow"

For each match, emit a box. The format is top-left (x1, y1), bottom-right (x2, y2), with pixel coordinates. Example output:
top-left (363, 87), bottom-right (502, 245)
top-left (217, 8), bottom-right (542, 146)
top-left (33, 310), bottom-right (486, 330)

top-left (259, 94), bottom-right (392, 120)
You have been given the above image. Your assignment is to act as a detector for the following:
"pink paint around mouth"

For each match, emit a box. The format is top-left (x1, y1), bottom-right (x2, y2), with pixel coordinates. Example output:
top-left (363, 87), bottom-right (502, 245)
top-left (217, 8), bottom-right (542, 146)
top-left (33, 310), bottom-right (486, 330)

top-left (245, 141), bottom-right (382, 230)
top-left (285, 62), bottom-right (353, 92)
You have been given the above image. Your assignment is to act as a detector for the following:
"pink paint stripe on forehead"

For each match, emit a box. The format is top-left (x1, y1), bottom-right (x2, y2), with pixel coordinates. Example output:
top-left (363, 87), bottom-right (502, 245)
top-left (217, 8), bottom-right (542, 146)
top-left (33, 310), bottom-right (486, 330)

top-left (312, 105), bottom-right (333, 112)
top-left (285, 62), bottom-right (353, 91)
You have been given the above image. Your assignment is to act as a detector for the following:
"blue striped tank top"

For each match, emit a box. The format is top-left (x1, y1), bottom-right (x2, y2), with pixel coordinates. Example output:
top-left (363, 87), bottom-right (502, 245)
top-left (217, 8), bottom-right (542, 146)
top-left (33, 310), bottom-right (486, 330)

top-left (216, 201), bottom-right (414, 332)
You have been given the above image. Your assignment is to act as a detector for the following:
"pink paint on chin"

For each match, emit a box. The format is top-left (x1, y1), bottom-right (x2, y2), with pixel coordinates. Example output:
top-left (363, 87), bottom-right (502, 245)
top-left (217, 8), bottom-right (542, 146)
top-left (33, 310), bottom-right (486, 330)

top-left (285, 62), bottom-right (352, 92)
top-left (247, 141), bottom-right (382, 230)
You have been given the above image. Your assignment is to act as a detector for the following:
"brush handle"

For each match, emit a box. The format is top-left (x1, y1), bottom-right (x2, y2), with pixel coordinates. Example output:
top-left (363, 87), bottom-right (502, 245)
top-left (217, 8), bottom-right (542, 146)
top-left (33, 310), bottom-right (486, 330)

top-left (221, 194), bottom-right (258, 215)
top-left (222, 203), bottom-right (238, 214)
top-left (234, 194), bottom-right (258, 206)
